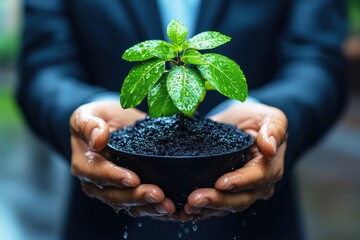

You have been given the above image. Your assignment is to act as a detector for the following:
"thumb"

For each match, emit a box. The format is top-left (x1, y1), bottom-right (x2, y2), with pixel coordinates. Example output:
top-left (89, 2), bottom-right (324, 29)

top-left (257, 120), bottom-right (286, 159)
top-left (70, 111), bottom-right (110, 151)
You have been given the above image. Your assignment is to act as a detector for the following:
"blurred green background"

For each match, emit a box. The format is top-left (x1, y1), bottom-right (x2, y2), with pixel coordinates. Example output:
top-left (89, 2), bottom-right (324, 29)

top-left (1, 1), bottom-right (360, 240)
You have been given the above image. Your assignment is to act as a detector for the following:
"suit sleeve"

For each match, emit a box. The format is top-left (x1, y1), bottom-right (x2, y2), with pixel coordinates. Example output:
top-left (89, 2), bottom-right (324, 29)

top-left (250, 0), bottom-right (347, 185)
top-left (17, 0), bottom-right (108, 160)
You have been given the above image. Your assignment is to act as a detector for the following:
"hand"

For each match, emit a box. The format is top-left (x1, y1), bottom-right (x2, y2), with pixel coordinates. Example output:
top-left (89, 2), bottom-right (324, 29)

top-left (70, 100), bottom-right (176, 219)
top-left (181, 101), bottom-right (288, 221)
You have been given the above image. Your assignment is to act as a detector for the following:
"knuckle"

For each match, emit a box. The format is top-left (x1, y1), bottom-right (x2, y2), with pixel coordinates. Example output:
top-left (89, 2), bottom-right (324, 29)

top-left (256, 167), bottom-right (267, 182)
top-left (81, 183), bottom-right (94, 198)
top-left (263, 187), bottom-right (275, 200)
top-left (243, 196), bottom-right (254, 209)
top-left (71, 161), bottom-right (81, 176)
top-left (274, 168), bottom-right (284, 182)
top-left (104, 190), bottom-right (117, 204)
top-left (235, 195), bottom-right (254, 212)
top-left (77, 117), bottom-right (90, 137)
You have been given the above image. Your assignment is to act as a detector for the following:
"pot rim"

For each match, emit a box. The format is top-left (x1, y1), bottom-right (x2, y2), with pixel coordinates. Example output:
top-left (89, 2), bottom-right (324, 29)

top-left (107, 134), bottom-right (254, 159)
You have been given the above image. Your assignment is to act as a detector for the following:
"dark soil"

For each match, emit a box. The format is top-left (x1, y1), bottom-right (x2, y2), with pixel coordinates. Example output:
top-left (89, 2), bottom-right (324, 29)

top-left (108, 114), bottom-right (253, 156)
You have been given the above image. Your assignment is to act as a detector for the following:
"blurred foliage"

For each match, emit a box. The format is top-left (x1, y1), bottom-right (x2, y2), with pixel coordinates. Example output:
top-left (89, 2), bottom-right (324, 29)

top-left (0, 33), bottom-right (19, 64)
top-left (349, 0), bottom-right (360, 33)
top-left (0, 86), bottom-right (22, 130)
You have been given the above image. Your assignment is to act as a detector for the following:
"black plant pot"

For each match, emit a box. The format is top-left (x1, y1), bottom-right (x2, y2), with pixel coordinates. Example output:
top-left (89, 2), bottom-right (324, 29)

top-left (107, 131), bottom-right (253, 208)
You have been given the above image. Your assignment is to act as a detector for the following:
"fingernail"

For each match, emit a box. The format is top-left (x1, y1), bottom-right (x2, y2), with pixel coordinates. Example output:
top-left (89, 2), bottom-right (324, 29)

top-left (223, 184), bottom-right (234, 191)
top-left (193, 198), bottom-right (209, 207)
top-left (269, 136), bottom-right (277, 153)
top-left (155, 204), bottom-right (168, 214)
top-left (121, 178), bottom-right (134, 187)
top-left (90, 128), bottom-right (100, 148)
top-left (144, 193), bottom-right (161, 203)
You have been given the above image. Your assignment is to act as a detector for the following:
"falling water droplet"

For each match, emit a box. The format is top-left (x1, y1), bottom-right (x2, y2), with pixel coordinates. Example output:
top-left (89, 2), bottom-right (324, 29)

top-left (184, 227), bottom-right (190, 234)
top-left (137, 222), bottom-right (142, 228)
top-left (178, 232), bottom-right (183, 238)
top-left (123, 231), bottom-right (128, 239)
top-left (192, 222), bottom-right (198, 232)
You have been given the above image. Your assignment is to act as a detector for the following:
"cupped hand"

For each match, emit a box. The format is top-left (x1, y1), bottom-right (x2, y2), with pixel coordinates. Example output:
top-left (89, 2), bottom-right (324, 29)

top-left (70, 100), bottom-right (176, 218)
top-left (181, 101), bottom-right (288, 222)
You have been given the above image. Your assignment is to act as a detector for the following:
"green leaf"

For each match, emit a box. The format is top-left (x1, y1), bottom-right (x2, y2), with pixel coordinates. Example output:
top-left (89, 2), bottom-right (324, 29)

top-left (167, 20), bottom-right (188, 46)
top-left (120, 59), bottom-right (165, 108)
top-left (188, 31), bottom-right (231, 50)
top-left (152, 42), bottom-right (177, 60)
top-left (148, 73), bottom-right (180, 117)
top-left (167, 66), bottom-right (205, 116)
top-left (181, 49), bottom-right (206, 65)
top-left (179, 40), bottom-right (190, 51)
top-left (197, 53), bottom-right (247, 102)
top-left (122, 40), bottom-right (162, 62)
top-left (205, 81), bottom-right (216, 91)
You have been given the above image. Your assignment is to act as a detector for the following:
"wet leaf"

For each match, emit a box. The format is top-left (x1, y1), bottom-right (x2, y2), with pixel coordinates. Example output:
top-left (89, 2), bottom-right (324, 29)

top-left (181, 49), bottom-right (206, 65)
top-left (188, 31), bottom-right (231, 50)
top-left (148, 73), bottom-right (180, 117)
top-left (197, 53), bottom-right (247, 101)
top-left (152, 42), bottom-right (177, 60)
top-left (167, 66), bottom-right (205, 116)
top-left (167, 20), bottom-right (188, 46)
top-left (122, 40), bottom-right (164, 62)
top-left (121, 59), bottom-right (165, 108)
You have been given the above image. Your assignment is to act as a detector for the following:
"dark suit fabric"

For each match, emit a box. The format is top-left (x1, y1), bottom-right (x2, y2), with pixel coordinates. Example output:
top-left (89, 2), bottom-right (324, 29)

top-left (18, 0), bottom-right (347, 239)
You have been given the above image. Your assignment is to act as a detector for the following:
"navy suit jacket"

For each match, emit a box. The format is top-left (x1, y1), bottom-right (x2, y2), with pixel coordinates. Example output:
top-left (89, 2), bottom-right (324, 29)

top-left (18, 0), bottom-right (347, 239)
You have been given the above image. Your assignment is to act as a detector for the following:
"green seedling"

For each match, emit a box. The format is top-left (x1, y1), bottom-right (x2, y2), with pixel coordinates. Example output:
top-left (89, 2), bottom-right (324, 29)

top-left (120, 19), bottom-right (248, 117)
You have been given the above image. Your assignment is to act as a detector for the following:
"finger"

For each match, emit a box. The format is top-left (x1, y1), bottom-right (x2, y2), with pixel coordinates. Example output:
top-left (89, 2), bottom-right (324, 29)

top-left (82, 183), bottom-right (165, 207)
top-left (126, 198), bottom-right (176, 217)
top-left (215, 154), bottom-right (270, 191)
top-left (70, 107), bottom-right (110, 150)
top-left (71, 138), bottom-right (140, 188)
top-left (187, 187), bottom-right (274, 213)
top-left (183, 203), bottom-right (229, 216)
top-left (187, 188), bottom-right (253, 212)
top-left (215, 143), bottom-right (286, 191)
top-left (257, 111), bottom-right (287, 158)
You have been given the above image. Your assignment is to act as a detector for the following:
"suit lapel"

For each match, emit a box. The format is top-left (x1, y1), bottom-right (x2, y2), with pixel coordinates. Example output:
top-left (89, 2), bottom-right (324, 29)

top-left (124, 0), bottom-right (163, 40)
